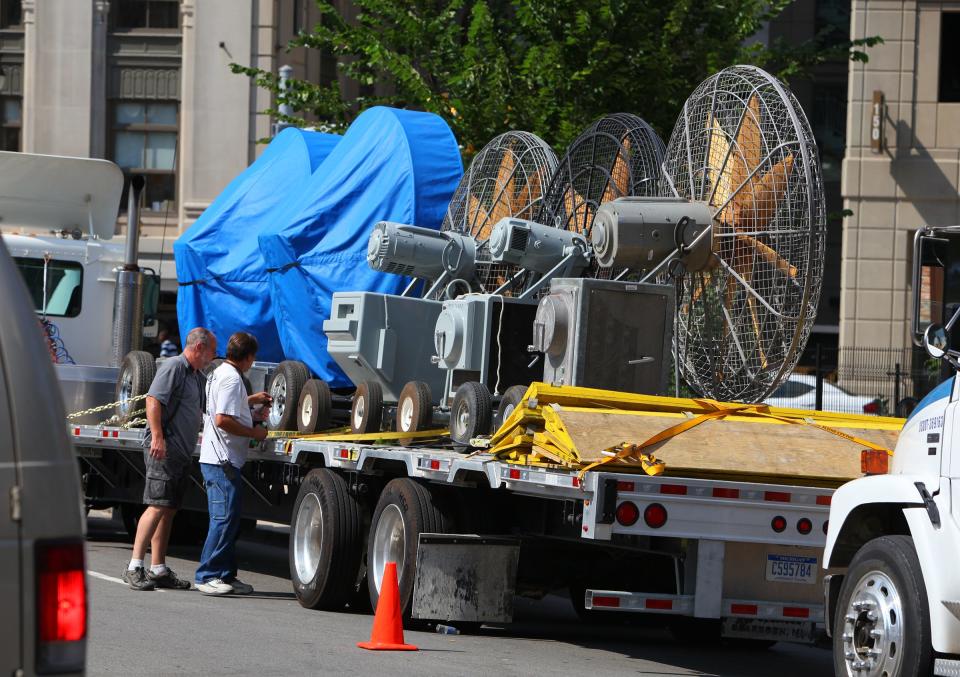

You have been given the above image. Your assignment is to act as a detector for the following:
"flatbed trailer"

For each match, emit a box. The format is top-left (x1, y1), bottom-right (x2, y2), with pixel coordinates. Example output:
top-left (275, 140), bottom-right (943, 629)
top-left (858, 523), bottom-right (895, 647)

top-left (74, 422), bottom-right (836, 644)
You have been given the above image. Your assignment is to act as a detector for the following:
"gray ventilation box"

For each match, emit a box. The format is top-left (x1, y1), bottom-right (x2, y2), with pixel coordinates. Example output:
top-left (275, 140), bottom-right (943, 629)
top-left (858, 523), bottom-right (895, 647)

top-left (433, 294), bottom-right (541, 405)
top-left (324, 292), bottom-right (445, 403)
top-left (532, 279), bottom-right (674, 394)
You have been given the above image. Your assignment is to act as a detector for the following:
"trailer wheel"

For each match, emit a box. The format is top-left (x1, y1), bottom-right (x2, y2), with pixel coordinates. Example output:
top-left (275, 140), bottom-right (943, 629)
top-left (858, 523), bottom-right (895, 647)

top-left (450, 381), bottom-right (492, 447)
top-left (297, 379), bottom-right (332, 434)
top-left (351, 381), bottom-right (383, 434)
top-left (289, 469), bottom-right (365, 610)
top-left (396, 381), bottom-right (432, 439)
top-left (366, 478), bottom-right (452, 618)
top-left (493, 384), bottom-right (528, 431)
top-left (268, 360), bottom-right (309, 431)
top-left (833, 535), bottom-right (932, 677)
top-left (116, 351), bottom-right (156, 421)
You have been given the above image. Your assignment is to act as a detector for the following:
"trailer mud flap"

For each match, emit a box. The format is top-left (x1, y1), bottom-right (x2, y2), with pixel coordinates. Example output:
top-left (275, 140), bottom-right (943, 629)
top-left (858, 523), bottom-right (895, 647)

top-left (412, 534), bottom-right (520, 623)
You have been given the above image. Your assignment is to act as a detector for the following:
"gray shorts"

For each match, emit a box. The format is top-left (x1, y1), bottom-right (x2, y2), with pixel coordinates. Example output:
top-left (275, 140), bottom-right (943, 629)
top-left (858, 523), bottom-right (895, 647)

top-left (142, 450), bottom-right (192, 509)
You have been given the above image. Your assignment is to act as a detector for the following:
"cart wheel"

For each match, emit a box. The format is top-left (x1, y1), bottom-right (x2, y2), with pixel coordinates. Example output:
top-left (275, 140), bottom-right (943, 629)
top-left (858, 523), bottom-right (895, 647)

top-left (268, 360), bottom-right (309, 431)
top-left (493, 384), bottom-right (528, 431)
top-left (351, 381), bottom-right (383, 434)
top-left (298, 379), bottom-right (332, 434)
top-left (396, 381), bottom-right (432, 439)
top-left (450, 381), bottom-right (492, 447)
top-left (115, 351), bottom-right (156, 421)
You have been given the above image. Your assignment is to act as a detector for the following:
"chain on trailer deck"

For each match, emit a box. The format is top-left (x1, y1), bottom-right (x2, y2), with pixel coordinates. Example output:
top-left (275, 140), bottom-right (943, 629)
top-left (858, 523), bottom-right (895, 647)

top-left (66, 393), bottom-right (147, 429)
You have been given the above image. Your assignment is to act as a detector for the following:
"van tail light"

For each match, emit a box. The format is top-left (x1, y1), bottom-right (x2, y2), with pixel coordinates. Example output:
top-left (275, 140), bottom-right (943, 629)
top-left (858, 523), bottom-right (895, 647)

top-left (36, 540), bottom-right (86, 674)
top-left (861, 449), bottom-right (889, 475)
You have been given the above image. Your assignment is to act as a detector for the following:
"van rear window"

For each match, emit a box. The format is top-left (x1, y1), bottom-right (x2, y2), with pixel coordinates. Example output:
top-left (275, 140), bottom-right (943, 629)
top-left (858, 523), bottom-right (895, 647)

top-left (13, 257), bottom-right (83, 317)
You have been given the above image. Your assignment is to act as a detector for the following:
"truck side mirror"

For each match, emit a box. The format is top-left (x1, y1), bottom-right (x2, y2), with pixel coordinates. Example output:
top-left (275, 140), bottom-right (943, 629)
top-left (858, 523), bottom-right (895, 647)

top-left (924, 324), bottom-right (948, 358)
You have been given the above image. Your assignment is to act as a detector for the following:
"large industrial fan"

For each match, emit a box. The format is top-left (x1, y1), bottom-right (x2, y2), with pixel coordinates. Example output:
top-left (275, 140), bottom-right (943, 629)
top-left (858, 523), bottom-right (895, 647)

top-left (324, 131), bottom-right (558, 435)
top-left (664, 65), bottom-right (825, 402)
top-left (587, 65), bottom-right (826, 403)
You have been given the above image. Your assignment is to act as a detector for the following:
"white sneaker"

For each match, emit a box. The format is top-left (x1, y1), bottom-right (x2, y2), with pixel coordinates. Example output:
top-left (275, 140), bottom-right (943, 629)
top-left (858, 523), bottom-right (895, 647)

top-left (196, 578), bottom-right (234, 596)
top-left (227, 578), bottom-right (254, 595)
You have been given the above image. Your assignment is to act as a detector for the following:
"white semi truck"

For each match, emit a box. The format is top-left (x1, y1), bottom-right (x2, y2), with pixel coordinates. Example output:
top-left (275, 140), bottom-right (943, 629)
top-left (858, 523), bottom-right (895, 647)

top-left (823, 225), bottom-right (960, 677)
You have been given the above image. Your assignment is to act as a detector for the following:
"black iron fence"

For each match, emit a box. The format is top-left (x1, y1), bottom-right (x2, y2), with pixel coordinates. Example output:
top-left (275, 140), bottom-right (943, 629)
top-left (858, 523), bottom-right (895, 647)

top-left (784, 345), bottom-right (947, 417)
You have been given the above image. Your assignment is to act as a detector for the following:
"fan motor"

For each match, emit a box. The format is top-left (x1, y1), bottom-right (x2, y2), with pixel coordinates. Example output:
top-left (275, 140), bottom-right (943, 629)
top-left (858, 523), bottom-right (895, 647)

top-left (591, 198), bottom-right (714, 273)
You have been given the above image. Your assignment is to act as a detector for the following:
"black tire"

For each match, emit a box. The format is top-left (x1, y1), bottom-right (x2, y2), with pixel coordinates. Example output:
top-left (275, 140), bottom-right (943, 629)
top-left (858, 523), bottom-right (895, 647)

top-left (298, 379), bottom-right (332, 434)
top-left (494, 384), bottom-right (528, 431)
top-left (833, 535), bottom-right (932, 677)
top-left (366, 478), bottom-right (453, 619)
top-left (450, 381), bottom-right (493, 447)
top-left (289, 469), bottom-right (365, 610)
top-left (396, 381), bottom-right (432, 437)
top-left (269, 360), bottom-right (309, 431)
top-left (351, 381), bottom-right (383, 434)
top-left (116, 351), bottom-right (156, 420)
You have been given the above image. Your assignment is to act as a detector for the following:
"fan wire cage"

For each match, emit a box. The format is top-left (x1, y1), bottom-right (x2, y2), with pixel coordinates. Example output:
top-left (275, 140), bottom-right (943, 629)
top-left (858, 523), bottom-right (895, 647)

top-left (538, 113), bottom-right (666, 281)
top-left (662, 65), bottom-right (826, 403)
top-left (441, 131), bottom-right (558, 296)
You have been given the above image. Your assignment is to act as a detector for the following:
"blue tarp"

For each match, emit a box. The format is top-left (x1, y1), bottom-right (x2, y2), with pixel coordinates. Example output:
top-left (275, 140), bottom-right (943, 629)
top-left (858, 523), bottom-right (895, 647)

top-left (174, 128), bottom-right (340, 360)
top-left (258, 107), bottom-right (462, 386)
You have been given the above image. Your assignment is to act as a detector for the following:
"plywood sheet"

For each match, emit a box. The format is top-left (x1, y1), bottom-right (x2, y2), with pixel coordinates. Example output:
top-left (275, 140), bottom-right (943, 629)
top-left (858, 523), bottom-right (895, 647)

top-left (557, 409), bottom-right (899, 483)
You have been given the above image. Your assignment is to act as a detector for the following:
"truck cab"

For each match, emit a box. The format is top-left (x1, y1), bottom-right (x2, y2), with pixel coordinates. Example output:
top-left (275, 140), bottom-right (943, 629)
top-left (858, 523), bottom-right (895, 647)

top-left (0, 152), bottom-right (159, 418)
top-left (824, 225), bottom-right (960, 676)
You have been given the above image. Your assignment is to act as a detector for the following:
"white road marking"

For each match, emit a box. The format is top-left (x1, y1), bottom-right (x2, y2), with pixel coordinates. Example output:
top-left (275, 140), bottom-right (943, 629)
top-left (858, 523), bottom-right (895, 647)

top-left (88, 570), bottom-right (126, 585)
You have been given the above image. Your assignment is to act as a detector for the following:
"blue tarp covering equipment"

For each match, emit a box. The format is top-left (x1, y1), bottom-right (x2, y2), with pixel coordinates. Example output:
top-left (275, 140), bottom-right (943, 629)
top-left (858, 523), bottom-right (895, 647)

top-left (174, 128), bottom-right (340, 360)
top-left (174, 108), bottom-right (462, 387)
top-left (258, 107), bottom-right (463, 386)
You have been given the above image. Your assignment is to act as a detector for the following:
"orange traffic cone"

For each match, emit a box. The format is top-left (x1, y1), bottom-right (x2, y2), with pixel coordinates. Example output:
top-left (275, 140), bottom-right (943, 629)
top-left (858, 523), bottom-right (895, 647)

top-left (357, 561), bottom-right (418, 651)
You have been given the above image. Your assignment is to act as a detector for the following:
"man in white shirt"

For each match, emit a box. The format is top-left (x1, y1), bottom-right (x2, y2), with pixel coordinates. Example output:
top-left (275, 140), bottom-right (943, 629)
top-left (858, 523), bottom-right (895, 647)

top-left (194, 331), bottom-right (271, 596)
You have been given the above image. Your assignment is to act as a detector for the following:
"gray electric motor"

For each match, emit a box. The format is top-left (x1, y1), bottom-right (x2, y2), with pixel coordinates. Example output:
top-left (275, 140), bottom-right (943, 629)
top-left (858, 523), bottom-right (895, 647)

top-left (324, 291), bottom-right (446, 403)
top-left (532, 278), bottom-right (675, 395)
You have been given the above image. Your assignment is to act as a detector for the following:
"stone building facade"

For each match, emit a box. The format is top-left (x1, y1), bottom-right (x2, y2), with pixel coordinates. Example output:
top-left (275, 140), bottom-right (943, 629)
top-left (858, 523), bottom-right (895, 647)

top-left (841, 0), bottom-right (960, 351)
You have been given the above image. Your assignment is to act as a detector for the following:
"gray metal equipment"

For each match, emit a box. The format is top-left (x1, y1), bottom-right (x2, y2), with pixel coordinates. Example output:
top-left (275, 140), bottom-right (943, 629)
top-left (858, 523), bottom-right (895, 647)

top-left (324, 131), bottom-right (559, 435)
top-left (532, 278), bottom-right (675, 394)
top-left (324, 292), bottom-right (446, 404)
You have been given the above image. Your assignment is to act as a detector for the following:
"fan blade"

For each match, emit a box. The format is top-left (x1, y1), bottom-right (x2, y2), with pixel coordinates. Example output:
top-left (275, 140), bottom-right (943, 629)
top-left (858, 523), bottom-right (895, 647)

top-left (735, 234), bottom-right (798, 279)
top-left (733, 95), bottom-right (762, 187)
top-left (483, 151), bottom-right (517, 239)
top-left (562, 185), bottom-right (592, 233)
top-left (729, 153), bottom-right (795, 230)
top-left (602, 136), bottom-right (633, 203)
top-left (468, 193), bottom-right (491, 239)
top-left (706, 113), bottom-right (732, 209)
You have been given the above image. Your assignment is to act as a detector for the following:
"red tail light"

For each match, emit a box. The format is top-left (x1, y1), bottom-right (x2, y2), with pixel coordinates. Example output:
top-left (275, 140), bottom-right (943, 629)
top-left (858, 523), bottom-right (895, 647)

top-left (616, 501), bottom-right (640, 526)
top-left (643, 503), bottom-right (668, 529)
top-left (36, 540), bottom-right (86, 673)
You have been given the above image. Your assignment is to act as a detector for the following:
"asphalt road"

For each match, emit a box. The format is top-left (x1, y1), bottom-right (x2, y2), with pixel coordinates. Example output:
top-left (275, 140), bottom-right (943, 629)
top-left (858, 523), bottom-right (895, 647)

top-left (85, 512), bottom-right (834, 676)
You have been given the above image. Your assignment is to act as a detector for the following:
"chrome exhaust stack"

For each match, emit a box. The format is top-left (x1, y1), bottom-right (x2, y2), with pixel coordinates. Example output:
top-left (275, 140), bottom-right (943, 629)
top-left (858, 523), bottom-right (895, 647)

top-left (112, 175), bottom-right (146, 366)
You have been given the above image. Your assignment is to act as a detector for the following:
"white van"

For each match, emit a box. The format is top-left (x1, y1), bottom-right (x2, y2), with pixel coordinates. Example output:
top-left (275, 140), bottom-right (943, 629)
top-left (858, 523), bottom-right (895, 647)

top-left (0, 236), bottom-right (87, 675)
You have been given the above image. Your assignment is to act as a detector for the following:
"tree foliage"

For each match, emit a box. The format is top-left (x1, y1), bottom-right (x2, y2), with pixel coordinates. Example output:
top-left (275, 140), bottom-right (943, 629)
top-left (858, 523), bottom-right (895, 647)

top-left (232, 0), bottom-right (881, 153)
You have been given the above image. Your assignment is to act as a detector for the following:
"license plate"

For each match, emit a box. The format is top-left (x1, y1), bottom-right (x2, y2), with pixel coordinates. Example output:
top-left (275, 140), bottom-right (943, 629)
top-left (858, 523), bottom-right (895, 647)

top-left (765, 554), bottom-right (817, 584)
top-left (722, 617), bottom-right (815, 643)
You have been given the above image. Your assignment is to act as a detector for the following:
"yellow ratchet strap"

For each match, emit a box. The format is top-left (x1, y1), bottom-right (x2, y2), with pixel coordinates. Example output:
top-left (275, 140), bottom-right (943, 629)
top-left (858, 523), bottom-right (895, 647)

top-left (577, 399), bottom-right (894, 480)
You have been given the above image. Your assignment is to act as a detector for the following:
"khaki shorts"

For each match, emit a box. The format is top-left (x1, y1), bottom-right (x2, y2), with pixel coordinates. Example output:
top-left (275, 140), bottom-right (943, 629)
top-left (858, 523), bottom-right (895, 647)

top-left (142, 450), bottom-right (192, 509)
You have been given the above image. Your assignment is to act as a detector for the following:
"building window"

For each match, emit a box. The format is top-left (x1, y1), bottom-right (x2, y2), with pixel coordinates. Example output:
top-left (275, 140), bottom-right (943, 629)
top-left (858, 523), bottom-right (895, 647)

top-left (812, 84), bottom-right (846, 183)
top-left (0, 0), bottom-right (21, 29)
top-left (1, 96), bottom-right (20, 151)
top-left (13, 257), bottom-right (84, 318)
top-left (110, 101), bottom-right (177, 211)
top-left (112, 0), bottom-right (179, 31)
top-left (941, 12), bottom-right (960, 102)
